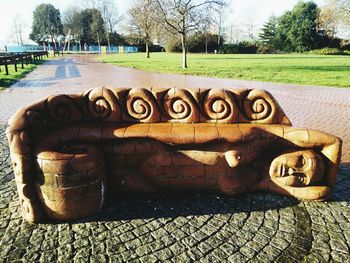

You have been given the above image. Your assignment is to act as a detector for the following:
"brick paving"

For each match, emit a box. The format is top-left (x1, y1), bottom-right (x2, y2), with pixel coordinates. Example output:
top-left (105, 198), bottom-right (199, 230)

top-left (0, 55), bottom-right (350, 262)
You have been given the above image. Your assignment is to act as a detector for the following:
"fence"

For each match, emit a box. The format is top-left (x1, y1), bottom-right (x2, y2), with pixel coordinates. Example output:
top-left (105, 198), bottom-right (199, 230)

top-left (6, 45), bottom-right (139, 54)
top-left (6, 45), bottom-right (45, 52)
top-left (66, 45), bottom-right (138, 53)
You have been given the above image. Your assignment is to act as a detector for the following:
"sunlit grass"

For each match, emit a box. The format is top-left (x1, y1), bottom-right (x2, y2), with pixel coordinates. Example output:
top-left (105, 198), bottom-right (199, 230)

top-left (0, 58), bottom-right (48, 90)
top-left (98, 53), bottom-right (350, 87)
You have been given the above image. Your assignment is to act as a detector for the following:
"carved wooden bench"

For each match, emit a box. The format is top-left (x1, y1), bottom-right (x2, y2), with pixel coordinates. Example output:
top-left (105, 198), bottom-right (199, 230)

top-left (6, 87), bottom-right (342, 222)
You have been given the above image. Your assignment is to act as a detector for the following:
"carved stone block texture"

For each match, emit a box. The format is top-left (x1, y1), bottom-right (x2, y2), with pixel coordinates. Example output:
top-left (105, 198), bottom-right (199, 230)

top-left (35, 144), bottom-right (105, 220)
top-left (6, 87), bottom-right (342, 222)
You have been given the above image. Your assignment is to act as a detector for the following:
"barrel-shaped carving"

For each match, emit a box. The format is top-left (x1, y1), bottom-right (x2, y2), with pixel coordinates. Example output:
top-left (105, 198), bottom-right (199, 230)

top-left (126, 88), bottom-right (160, 122)
top-left (35, 144), bottom-right (105, 220)
top-left (203, 89), bottom-right (239, 123)
top-left (163, 88), bottom-right (199, 122)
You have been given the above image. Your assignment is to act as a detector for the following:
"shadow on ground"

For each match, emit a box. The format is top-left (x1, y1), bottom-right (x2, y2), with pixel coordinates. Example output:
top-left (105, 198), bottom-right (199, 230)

top-left (70, 192), bottom-right (300, 224)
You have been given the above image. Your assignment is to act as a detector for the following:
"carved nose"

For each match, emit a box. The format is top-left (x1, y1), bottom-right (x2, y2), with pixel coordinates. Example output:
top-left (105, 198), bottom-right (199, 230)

top-left (288, 167), bottom-right (295, 175)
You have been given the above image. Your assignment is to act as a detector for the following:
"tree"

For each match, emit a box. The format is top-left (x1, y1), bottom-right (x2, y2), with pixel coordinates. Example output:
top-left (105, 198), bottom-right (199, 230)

top-left (241, 9), bottom-right (259, 41)
top-left (62, 7), bottom-right (83, 50)
top-left (98, 0), bottom-right (122, 49)
top-left (274, 11), bottom-right (293, 51)
top-left (156, 0), bottom-right (225, 69)
top-left (319, 1), bottom-right (340, 38)
top-left (275, 1), bottom-right (320, 52)
top-left (30, 4), bottom-right (63, 48)
top-left (259, 16), bottom-right (277, 47)
top-left (319, 0), bottom-right (350, 38)
top-left (79, 9), bottom-right (105, 47)
top-left (12, 18), bottom-right (24, 45)
top-left (129, 0), bottom-right (160, 58)
top-left (336, 0), bottom-right (350, 23)
top-left (211, 3), bottom-right (229, 46)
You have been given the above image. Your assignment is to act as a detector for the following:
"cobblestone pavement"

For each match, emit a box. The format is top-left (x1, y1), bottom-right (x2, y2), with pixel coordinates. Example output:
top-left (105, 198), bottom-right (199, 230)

top-left (1, 125), bottom-right (350, 262)
top-left (0, 55), bottom-right (349, 162)
top-left (1, 56), bottom-right (350, 262)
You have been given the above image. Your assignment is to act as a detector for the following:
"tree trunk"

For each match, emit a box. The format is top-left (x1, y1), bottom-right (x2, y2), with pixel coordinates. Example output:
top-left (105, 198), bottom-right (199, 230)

top-left (181, 33), bottom-right (187, 69)
top-left (145, 33), bottom-right (150, 58)
top-left (19, 28), bottom-right (23, 46)
top-left (218, 15), bottom-right (222, 46)
top-left (97, 31), bottom-right (101, 52)
top-left (106, 27), bottom-right (110, 52)
top-left (205, 33), bottom-right (208, 54)
top-left (51, 36), bottom-right (57, 50)
top-left (146, 41), bottom-right (150, 58)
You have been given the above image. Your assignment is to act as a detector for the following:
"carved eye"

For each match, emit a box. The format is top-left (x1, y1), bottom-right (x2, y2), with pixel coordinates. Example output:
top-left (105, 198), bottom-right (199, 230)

top-left (297, 155), bottom-right (306, 167)
top-left (297, 174), bottom-right (306, 184)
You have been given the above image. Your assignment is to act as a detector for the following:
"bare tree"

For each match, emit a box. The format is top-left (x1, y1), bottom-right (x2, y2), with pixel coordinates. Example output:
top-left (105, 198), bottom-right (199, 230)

top-left (129, 0), bottom-right (161, 58)
top-left (98, 0), bottom-right (123, 49)
top-left (319, 2), bottom-right (340, 37)
top-left (12, 18), bottom-right (24, 45)
top-left (156, 0), bottom-right (225, 69)
top-left (240, 9), bottom-right (259, 41)
top-left (212, 2), bottom-right (229, 46)
top-left (337, 0), bottom-right (350, 18)
top-left (319, 0), bottom-right (350, 39)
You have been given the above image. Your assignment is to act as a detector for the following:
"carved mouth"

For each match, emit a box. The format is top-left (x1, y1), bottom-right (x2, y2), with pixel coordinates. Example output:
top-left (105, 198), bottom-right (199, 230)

top-left (280, 164), bottom-right (285, 177)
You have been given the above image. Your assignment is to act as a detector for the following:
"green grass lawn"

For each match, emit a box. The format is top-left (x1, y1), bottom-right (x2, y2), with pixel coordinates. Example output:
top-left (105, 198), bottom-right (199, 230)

top-left (98, 53), bottom-right (350, 87)
top-left (0, 59), bottom-right (48, 90)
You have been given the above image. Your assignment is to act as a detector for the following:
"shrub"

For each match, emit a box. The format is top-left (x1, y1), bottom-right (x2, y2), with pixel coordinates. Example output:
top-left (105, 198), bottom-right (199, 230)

top-left (308, 48), bottom-right (344, 55)
top-left (219, 44), bottom-right (239, 54)
top-left (137, 45), bottom-right (165, 52)
top-left (219, 41), bottom-right (258, 54)
top-left (257, 45), bottom-right (282, 54)
top-left (166, 32), bottom-right (223, 53)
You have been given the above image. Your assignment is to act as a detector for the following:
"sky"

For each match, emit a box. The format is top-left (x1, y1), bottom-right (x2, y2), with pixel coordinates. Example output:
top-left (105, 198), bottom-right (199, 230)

top-left (0, 0), bottom-right (327, 46)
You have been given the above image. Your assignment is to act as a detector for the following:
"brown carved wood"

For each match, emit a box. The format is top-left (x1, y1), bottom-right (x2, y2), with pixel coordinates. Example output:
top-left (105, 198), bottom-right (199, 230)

top-left (6, 87), bottom-right (341, 222)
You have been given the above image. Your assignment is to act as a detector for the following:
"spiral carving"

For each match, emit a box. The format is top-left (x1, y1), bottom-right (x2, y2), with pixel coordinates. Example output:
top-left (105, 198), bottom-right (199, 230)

top-left (84, 88), bottom-right (120, 121)
top-left (203, 89), bottom-right (239, 123)
top-left (163, 88), bottom-right (199, 122)
top-left (25, 110), bottom-right (48, 131)
top-left (46, 95), bottom-right (81, 122)
top-left (126, 88), bottom-right (160, 122)
top-left (241, 90), bottom-right (274, 122)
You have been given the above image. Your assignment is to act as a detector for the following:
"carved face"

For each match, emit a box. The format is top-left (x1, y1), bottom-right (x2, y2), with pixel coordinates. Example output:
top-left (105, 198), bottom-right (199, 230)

top-left (269, 150), bottom-right (324, 186)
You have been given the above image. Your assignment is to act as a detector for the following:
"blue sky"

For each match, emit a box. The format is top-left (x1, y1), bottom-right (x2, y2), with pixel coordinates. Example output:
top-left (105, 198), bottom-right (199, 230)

top-left (0, 0), bottom-right (327, 46)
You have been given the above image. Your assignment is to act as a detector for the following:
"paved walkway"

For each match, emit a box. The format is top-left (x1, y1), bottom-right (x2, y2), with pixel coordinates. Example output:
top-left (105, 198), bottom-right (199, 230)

top-left (0, 55), bottom-right (349, 162)
top-left (0, 126), bottom-right (350, 262)
top-left (1, 55), bottom-right (350, 262)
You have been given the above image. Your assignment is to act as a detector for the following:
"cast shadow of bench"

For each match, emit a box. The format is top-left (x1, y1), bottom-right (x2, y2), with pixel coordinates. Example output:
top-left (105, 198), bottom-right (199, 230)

top-left (55, 163), bottom-right (350, 224)
top-left (328, 163), bottom-right (350, 203)
top-left (68, 191), bottom-right (300, 224)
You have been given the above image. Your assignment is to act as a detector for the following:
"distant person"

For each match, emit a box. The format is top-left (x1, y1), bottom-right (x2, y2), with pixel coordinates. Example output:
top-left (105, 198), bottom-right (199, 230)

top-left (84, 42), bottom-right (88, 52)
